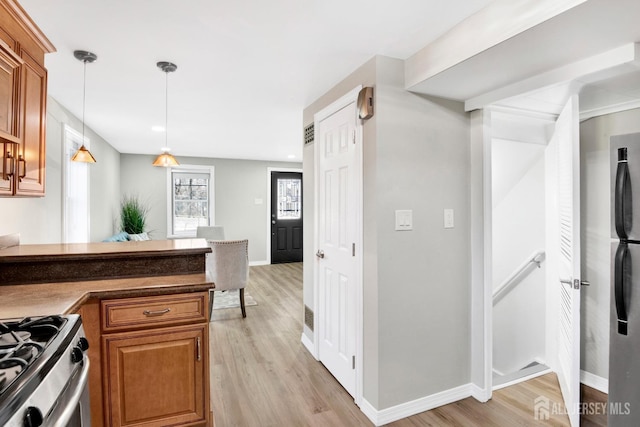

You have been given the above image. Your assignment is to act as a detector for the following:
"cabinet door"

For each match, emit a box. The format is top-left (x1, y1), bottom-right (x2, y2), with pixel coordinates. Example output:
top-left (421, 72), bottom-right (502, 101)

top-left (0, 41), bottom-right (20, 196)
top-left (103, 324), bottom-right (209, 427)
top-left (0, 41), bottom-right (20, 138)
top-left (15, 48), bottom-right (46, 196)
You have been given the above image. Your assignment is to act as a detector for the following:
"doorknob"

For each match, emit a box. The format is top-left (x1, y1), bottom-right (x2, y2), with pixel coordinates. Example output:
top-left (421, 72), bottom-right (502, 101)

top-left (315, 250), bottom-right (325, 259)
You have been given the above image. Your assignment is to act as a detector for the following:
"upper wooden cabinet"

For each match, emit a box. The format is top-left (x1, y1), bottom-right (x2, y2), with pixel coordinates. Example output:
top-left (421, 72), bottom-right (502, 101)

top-left (0, 0), bottom-right (54, 197)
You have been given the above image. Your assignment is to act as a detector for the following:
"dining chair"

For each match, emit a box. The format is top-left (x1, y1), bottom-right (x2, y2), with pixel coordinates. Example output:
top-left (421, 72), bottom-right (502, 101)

top-left (205, 239), bottom-right (249, 318)
top-left (196, 225), bottom-right (225, 241)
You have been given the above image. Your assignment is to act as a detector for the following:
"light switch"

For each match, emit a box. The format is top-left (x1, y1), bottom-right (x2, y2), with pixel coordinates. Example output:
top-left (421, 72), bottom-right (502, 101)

top-left (254, 198), bottom-right (263, 205)
top-left (395, 210), bottom-right (413, 231)
top-left (444, 209), bottom-right (454, 229)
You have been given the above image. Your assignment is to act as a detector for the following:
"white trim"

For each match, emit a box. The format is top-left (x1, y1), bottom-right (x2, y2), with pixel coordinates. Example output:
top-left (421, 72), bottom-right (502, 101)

top-left (266, 167), bottom-right (303, 264)
top-left (360, 384), bottom-right (472, 426)
top-left (580, 370), bottom-right (608, 394)
top-left (313, 85), bottom-right (363, 405)
top-left (165, 164), bottom-right (215, 239)
top-left (300, 333), bottom-right (316, 358)
top-left (580, 99), bottom-right (640, 122)
top-left (470, 384), bottom-right (491, 403)
top-left (249, 260), bottom-right (269, 267)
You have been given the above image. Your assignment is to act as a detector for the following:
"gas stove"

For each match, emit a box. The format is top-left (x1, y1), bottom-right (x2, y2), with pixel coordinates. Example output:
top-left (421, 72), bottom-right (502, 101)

top-left (0, 314), bottom-right (90, 426)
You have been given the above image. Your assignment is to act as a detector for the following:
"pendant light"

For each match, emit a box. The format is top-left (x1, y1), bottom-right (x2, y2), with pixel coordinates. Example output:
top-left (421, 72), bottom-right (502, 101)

top-left (71, 50), bottom-right (97, 163)
top-left (152, 61), bottom-right (179, 167)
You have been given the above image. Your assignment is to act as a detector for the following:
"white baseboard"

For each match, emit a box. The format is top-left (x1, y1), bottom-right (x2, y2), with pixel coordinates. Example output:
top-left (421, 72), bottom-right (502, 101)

top-left (360, 384), bottom-right (472, 426)
top-left (300, 333), bottom-right (316, 359)
top-left (580, 370), bottom-right (608, 394)
top-left (471, 384), bottom-right (491, 402)
top-left (249, 260), bottom-right (269, 266)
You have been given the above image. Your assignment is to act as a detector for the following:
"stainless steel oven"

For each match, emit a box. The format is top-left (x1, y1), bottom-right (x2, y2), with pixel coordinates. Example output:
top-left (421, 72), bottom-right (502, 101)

top-left (0, 314), bottom-right (91, 426)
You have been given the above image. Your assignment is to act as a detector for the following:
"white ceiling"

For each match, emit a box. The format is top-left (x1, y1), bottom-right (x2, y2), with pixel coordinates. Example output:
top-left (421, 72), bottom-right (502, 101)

top-left (410, 0), bottom-right (640, 118)
top-left (19, 0), bottom-right (492, 162)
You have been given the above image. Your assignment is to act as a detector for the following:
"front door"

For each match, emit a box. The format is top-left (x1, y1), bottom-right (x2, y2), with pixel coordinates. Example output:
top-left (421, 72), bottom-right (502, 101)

top-left (554, 94), bottom-right (581, 427)
top-left (271, 171), bottom-right (303, 264)
top-left (315, 96), bottom-right (359, 397)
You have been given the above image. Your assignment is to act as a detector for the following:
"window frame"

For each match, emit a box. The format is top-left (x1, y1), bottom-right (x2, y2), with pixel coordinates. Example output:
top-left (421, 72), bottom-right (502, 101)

top-left (166, 164), bottom-right (215, 238)
top-left (62, 124), bottom-right (90, 243)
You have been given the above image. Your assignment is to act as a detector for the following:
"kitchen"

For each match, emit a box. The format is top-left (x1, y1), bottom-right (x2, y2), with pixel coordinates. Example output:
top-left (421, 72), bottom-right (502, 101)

top-left (2, 0), bottom-right (640, 426)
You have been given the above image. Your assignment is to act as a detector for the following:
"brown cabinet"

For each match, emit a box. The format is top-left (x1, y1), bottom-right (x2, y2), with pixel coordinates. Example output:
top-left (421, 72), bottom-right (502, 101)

top-left (103, 325), bottom-right (208, 426)
top-left (0, 0), bottom-right (54, 197)
top-left (80, 291), bottom-right (212, 427)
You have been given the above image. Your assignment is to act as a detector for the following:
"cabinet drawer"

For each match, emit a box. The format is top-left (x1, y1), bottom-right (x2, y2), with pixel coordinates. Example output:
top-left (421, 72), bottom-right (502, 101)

top-left (102, 292), bottom-right (207, 332)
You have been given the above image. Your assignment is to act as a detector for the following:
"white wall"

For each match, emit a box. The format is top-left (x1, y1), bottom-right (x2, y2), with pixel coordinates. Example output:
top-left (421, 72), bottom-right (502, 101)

top-left (119, 154), bottom-right (301, 263)
top-left (0, 96), bottom-right (120, 243)
top-left (579, 107), bottom-right (640, 380)
top-left (491, 139), bottom-right (546, 375)
top-left (303, 56), bottom-right (471, 412)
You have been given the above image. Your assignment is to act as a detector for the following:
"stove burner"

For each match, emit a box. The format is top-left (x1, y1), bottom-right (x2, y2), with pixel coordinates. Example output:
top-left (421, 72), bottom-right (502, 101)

top-left (0, 315), bottom-right (66, 395)
top-left (0, 331), bottom-right (31, 349)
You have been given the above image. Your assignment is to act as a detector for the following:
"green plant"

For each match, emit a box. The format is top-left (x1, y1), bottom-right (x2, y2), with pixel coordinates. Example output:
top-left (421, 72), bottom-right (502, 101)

top-left (120, 195), bottom-right (148, 235)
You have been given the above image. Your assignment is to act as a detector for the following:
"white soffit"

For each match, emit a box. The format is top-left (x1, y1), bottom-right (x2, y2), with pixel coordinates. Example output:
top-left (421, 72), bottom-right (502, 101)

top-left (406, 0), bottom-right (640, 109)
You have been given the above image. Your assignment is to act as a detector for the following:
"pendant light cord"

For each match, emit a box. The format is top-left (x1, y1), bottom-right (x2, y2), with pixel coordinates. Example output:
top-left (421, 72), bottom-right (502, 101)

top-left (82, 59), bottom-right (87, 144)
top-left (165, 69), bottom-right (169, 149)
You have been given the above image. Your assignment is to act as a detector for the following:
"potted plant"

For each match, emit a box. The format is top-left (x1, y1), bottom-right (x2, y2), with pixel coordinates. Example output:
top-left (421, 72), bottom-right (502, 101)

top-left (120, 195), bottom-right (150, 241)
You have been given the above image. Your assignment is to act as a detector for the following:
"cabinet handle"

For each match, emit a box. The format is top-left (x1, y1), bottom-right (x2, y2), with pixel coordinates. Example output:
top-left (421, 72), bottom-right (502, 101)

top-left (196, 337), bottom-right (201, 361)
top-left (18, 155), bottom-right (25, 181)
top-left (142, 308), bottom-right (171, 316)
top-left (3, 150), bottom-right (14, 181)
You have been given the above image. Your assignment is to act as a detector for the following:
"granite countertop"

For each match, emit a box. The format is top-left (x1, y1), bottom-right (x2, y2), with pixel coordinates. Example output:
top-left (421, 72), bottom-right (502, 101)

top-left (0, 273), bottom-right (213, 319)
top-left (0, 239), bottom-right (214, 319)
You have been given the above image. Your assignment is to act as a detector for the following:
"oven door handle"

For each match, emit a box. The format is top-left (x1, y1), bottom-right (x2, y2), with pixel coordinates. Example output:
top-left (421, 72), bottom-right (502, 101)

top-left (51, 358), bottom-right (90, 427)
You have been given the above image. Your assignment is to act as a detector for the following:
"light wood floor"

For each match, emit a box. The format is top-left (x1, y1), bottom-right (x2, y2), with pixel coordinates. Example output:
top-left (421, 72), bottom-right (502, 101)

top-left (209, 263), bottom-right (607, 426)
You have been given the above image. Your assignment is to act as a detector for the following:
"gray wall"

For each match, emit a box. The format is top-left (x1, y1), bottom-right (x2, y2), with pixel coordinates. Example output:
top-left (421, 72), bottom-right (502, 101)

top-left (303, 56), bottom-right (471, 410)
top-left (120, 154), bottom-right (300, 263)
top-left (0, 96), bottom-right (120, 243)
top-left (580, 107), bottom-right (640, 380)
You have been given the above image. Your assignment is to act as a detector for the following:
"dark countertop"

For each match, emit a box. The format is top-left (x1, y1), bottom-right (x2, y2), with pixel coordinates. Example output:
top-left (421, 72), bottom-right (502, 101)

top-left (0, 239), bottom-right (214, 318)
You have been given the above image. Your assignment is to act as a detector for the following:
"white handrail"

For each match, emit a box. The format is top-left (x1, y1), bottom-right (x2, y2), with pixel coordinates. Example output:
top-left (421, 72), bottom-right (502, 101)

top-left (493, 250), bottom-right (545, 305)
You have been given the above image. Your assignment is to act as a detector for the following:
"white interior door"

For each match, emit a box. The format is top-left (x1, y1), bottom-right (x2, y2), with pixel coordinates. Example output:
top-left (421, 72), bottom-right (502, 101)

top-left (315, 96), bottom-right (359, 397)
top-left (554, 94), bottom-right (581, 426)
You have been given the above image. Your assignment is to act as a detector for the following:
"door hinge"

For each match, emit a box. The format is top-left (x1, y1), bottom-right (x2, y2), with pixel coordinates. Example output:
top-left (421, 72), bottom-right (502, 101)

top-left (352, 355), bottom-right (355, 369)
top-left (352, 243), bottom-right (355, 257)
top-left (352, 130), bottom-right (356, 144)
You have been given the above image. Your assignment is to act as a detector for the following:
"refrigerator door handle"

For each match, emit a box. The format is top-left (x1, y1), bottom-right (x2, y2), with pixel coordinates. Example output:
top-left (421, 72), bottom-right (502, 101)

top-left (615, 242), bottom-right (630, 335)
top-left (615, 147), bottom-right (632, 239)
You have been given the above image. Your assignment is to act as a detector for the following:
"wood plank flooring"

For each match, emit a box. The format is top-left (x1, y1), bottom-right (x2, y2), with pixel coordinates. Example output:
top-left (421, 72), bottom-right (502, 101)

top-left (209, 263), bottom-right (607, 426)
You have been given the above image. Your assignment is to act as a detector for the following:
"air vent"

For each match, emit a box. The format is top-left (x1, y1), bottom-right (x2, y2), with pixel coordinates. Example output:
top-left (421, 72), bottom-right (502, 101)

top-left (304, 123), bottom-right (314, 145)
top-left (304, 305), bottom-right (314, 331)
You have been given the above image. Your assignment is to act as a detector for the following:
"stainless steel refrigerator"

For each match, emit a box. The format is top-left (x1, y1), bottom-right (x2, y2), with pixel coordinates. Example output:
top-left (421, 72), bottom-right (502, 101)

top-left (610, 132), bottom-right (640, 425)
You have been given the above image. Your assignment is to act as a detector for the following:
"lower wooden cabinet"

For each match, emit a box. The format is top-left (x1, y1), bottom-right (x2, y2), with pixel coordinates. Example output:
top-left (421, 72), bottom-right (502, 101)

top-left (103, 324), bottom-right (208, 426)
top-left (78, 291), bottom-right (211, 427)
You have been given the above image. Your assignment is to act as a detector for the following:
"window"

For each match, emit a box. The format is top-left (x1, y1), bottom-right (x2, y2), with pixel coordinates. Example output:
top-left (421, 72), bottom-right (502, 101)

top-left (167, 166), bottom-right (214, 237)
top-left (277, 178), bottom-right (301, 220)
top-left (62, 124), bottom-right (89, 243)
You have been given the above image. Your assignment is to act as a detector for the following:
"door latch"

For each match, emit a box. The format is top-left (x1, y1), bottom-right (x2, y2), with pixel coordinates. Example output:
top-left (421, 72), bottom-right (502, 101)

top-left (560, 278), bottom-right (589, 289)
